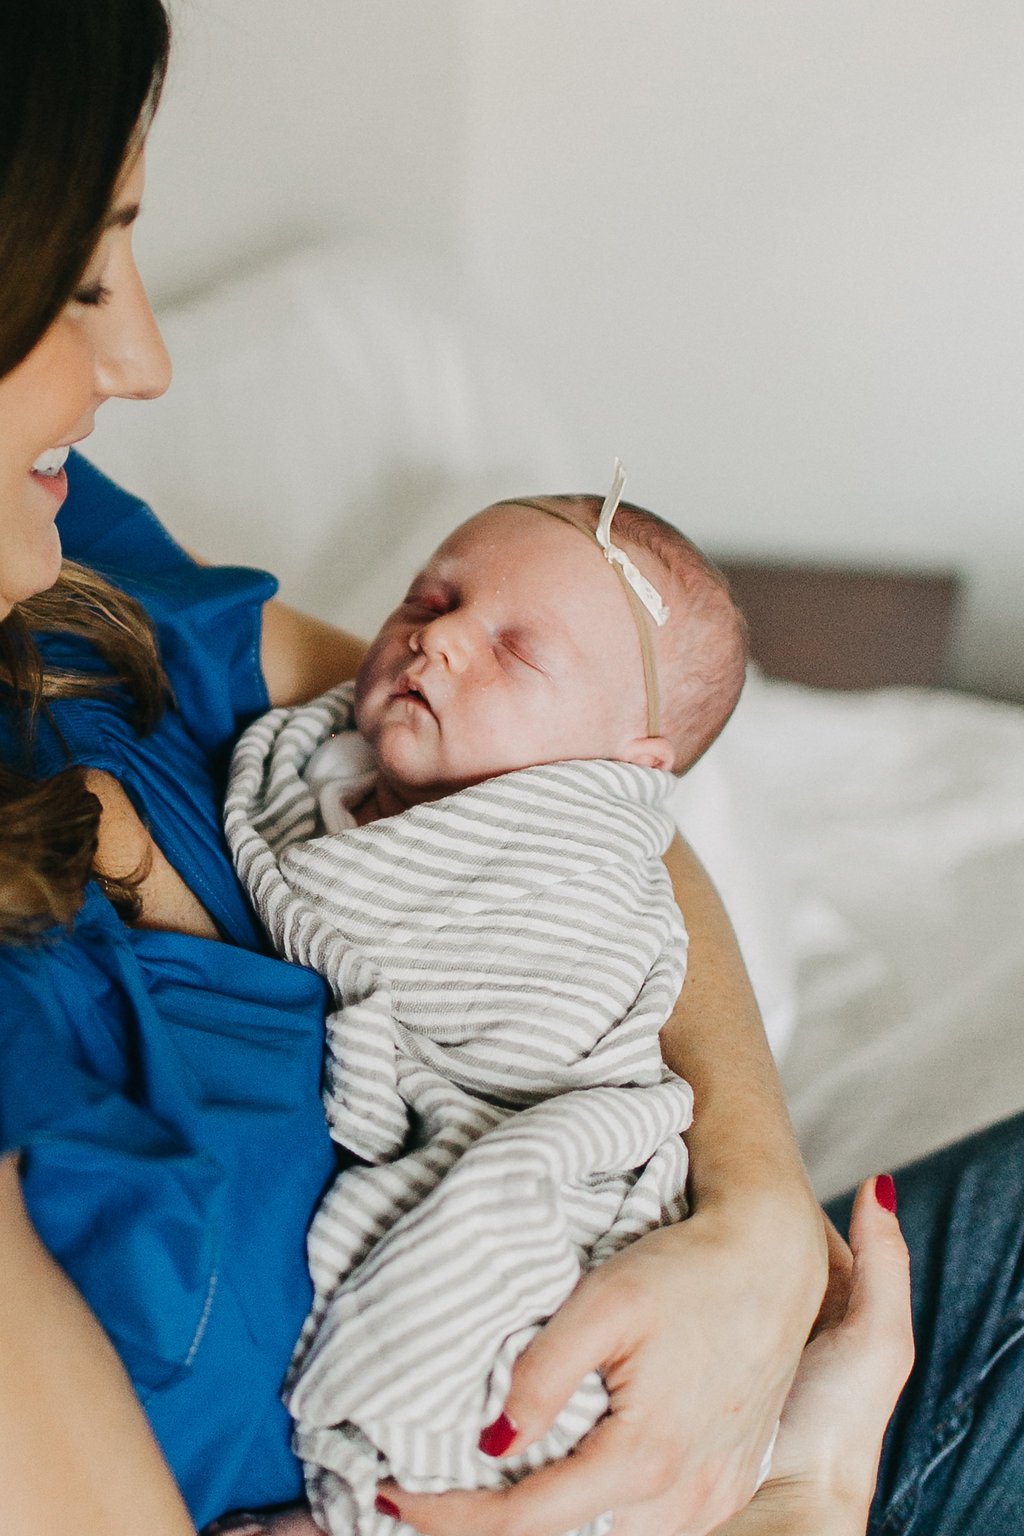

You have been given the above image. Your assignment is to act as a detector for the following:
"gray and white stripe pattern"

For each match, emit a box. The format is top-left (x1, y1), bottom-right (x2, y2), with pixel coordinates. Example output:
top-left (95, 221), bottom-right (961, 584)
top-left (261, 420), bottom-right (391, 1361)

top-left (225, 685), bottom-right (693, 1536)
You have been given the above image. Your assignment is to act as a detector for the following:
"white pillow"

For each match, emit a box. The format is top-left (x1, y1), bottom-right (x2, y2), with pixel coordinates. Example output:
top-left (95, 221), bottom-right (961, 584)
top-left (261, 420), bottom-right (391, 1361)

top-left (86, 240), bottom-right (574, 631)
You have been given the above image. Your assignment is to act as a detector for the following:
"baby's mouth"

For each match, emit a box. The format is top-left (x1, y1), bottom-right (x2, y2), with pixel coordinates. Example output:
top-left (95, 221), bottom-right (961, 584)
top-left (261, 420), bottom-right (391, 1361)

top-left (398, 677), bottom-right (435, 716)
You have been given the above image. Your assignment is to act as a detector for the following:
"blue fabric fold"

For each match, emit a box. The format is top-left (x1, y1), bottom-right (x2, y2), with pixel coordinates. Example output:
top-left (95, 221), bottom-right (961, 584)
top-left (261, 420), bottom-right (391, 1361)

top-left (0, 456), bottom-right (337, 1525)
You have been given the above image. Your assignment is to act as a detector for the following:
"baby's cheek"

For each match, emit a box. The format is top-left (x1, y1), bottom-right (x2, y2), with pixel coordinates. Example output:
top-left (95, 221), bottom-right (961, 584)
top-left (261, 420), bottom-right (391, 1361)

top-left (353, 658), bottom-right (389, 728)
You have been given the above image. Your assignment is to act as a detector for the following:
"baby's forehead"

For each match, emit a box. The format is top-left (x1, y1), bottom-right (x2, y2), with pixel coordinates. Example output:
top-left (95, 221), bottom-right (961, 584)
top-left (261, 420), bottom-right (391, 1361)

top-left (425, 504), bottom-right (630, 631)
top-left (436, 500), bottom-right (596, 562)
top-left (441, 500), bottom-right (680, 611)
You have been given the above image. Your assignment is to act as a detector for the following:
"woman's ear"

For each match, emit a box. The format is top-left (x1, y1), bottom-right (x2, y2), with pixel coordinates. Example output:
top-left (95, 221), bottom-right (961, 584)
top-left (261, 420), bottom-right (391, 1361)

top-left (620, 735), bottom-right (675, 772)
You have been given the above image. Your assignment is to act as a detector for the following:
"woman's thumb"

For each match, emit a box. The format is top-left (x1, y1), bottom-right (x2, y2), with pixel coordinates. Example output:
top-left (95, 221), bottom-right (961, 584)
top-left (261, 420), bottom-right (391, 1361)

top-left (844, 1175), bottom-right (914, 1389)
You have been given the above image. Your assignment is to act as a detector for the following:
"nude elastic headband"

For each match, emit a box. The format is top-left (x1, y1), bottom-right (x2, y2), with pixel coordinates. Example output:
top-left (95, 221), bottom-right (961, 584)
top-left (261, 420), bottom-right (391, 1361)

top-left (510, 460), bottom-right (668, 738)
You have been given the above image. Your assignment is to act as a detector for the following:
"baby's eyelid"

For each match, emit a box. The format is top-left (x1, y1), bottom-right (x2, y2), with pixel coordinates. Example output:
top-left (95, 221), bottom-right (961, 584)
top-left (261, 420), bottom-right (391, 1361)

top-left (403, 591), bottom-right (442, 613)
top-left (405, 569), bottom-right (455, 603)
top-left (498, 635), bottom-right (544, 673)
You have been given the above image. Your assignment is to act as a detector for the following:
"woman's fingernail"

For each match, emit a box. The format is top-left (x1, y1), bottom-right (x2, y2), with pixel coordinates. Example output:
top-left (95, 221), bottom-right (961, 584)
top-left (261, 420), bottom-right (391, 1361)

top-left (375, 1494), bottom-right (401, 1519)
top-left (478, 1411), bottom-right (517, 1457)
top-left (875, 1173), bottom-right (897, 1214)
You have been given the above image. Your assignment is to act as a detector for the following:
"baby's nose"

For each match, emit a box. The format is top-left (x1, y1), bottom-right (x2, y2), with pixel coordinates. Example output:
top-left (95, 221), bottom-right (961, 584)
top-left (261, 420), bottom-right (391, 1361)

top-left (415, 611), bottom-right (475, 672)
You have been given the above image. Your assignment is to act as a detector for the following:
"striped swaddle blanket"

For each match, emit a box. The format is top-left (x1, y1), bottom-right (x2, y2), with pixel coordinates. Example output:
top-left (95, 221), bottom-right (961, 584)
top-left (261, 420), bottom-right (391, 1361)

top-left (225, 684), bottom-right (693, 1536)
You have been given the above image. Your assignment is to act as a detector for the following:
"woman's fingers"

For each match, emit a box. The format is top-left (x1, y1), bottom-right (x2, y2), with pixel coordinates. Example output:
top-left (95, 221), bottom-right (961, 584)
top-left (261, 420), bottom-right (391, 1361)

top-left (842, 1175), bottom-right (915, 1403)
top-left (479, 1269), bottom-right (621, 1456)
top-left (380, 1407), bottom-right (756, 1536)
top-left (384, 1180), bottom-right (913, 1536)
top-left (376, 1218), bottom-right (791, 1536)
top-left (693, 1178), bottom-right (913, 1536)
top-left (376, 1289), bottom-right (679, 1536)
top-left (381, 1415), bottom-right (668, 1536)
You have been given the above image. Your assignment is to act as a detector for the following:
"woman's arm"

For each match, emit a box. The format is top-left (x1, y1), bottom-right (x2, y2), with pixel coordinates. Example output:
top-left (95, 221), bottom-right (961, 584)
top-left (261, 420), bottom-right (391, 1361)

top-left (0, 1154), bottom-right (196, 1536)
top-left (382, 836), bottom-right (828, 1536)
top-left (648, 833), bottom-right (830, 1486)
top-left (660, 833), bottom-right (816, 1218)
top-left (182, 546), bottom-right (365, 708)
top-left (260, 599), bottom-right (366, 706)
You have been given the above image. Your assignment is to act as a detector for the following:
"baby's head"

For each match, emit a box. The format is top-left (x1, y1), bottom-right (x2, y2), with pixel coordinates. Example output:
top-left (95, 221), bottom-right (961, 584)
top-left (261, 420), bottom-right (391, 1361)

top-left (355, 493), bottom-right (746, 811)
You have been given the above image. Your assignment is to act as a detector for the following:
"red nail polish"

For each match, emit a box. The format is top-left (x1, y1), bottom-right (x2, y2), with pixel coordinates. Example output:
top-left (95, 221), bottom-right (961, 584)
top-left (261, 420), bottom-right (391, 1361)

top-left (375, 1494), bottom-right (401, 1520)
top-left (875, 1173), bottom-right (897, 1214)
top-left (478, 1411), bottom-right (517, 1457)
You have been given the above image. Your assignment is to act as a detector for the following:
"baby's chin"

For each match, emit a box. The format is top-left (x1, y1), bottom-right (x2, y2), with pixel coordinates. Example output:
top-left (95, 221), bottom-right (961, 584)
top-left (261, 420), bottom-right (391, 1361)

top-left (371, 741), bottom-right (457, 806)
top-left (372, 723), bottom-right (549, 801)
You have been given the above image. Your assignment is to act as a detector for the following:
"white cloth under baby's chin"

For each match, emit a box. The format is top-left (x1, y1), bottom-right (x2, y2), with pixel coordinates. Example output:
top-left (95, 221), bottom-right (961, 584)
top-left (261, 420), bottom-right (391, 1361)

top-left (304, 731), bottom-right (378, 832)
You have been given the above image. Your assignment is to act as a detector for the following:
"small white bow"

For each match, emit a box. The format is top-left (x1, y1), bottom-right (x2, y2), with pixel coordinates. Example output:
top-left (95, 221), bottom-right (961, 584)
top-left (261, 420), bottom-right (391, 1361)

top-left (595, 458), bottom-right (669, 626)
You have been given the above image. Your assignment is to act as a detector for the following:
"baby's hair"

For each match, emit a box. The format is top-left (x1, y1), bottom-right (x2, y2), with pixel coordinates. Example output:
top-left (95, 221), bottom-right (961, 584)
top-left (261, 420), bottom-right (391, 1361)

top-left (501, 494), bottom-right (748, 774)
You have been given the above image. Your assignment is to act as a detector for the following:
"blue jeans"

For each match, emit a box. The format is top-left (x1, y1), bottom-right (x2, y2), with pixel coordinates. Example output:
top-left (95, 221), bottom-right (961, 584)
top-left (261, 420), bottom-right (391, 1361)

top-left (826, 1111), bottom-right (1024, 1535)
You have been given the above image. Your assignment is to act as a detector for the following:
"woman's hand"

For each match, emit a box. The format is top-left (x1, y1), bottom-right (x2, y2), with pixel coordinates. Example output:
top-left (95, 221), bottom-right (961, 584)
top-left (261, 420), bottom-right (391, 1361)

top-left (713, 1176), bottom-right (914, 1536)
top-left (376, 1185), bottom-right (827, 1536)
top-left (379, 1178), bottom-right (909, 1536)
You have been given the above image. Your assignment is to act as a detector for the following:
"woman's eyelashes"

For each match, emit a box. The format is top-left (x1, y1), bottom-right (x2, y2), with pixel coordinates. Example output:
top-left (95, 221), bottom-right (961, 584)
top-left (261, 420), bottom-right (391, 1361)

top-left (73, 279), bottom-right (112, 307)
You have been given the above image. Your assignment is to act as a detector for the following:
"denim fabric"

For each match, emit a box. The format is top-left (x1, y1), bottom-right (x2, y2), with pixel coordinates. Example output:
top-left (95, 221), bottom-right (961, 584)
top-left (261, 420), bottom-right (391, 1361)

top-left (827, 1111), bottom-right (1024, 1535)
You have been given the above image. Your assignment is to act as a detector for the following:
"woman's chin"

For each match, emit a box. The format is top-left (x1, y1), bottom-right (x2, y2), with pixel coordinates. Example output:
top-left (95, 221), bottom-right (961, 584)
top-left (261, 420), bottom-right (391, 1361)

top-left (0, 521), bottom-right (63, 614)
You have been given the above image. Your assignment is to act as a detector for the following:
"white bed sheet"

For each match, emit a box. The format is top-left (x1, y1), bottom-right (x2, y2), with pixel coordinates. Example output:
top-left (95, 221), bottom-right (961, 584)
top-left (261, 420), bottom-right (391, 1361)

top-left (713, 674), bottom-right (1024, 1199)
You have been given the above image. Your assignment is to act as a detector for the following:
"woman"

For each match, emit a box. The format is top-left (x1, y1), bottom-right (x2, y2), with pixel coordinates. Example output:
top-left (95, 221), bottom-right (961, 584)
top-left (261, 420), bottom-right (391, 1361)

top-left (0, 5), bottom-right (820, 1530)
top-left (0, 4), bottom-right (1001, 1535)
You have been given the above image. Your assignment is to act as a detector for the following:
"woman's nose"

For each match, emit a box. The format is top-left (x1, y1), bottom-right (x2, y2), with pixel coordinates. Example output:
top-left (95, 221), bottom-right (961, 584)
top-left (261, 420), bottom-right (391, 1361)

top-left (93, 260), bottom-right (172, 403)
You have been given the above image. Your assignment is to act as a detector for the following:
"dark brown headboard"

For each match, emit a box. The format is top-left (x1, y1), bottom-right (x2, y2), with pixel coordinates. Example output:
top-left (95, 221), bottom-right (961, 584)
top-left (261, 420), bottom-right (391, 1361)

top-left (714, 561), bottom-right (962, 691)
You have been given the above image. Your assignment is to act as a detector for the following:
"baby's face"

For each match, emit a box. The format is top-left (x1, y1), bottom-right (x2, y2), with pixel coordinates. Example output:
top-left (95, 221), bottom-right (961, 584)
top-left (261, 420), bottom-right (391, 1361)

top-left (355, 503), bottom-right (672, 809)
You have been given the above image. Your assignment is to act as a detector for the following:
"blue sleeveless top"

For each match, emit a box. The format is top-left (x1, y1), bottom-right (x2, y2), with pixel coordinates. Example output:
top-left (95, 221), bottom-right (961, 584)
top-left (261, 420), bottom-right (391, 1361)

top-left (0, 454), bottom-right (336, 1525)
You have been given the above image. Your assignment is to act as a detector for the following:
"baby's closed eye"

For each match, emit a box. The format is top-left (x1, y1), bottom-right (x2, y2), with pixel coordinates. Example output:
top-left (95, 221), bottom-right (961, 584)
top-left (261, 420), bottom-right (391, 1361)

top-left (496, 630), bottom-right (547, 675)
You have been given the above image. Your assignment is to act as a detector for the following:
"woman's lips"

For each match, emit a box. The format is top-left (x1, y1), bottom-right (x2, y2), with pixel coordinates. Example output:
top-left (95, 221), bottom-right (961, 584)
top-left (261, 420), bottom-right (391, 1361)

top-left (29, 466), bottom-right (69, 503)
top-left (30, 444), bottom-right (71, 503)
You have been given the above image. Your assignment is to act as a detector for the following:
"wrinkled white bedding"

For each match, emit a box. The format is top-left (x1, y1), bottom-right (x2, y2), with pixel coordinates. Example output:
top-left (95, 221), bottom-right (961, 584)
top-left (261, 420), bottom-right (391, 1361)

top-left (679, 673), bottom-right (1024, 1198)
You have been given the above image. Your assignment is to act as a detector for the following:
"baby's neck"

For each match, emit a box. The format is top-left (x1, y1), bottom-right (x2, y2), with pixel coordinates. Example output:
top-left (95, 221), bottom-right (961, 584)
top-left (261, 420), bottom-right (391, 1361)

top-left (351, 775), bottom-right (431, 825)
top-left (351, 784), bottom-right (387, 825)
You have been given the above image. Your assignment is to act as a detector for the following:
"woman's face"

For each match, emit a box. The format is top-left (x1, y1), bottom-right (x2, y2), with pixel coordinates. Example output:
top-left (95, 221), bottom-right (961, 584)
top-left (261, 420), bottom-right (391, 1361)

top-left (0, 151), bottom-right (171, 618)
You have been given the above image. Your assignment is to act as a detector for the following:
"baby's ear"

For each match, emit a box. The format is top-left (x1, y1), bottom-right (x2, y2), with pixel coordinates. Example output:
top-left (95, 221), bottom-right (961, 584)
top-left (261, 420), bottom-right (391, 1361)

top-left (620, 735), bottom-right (675, 772)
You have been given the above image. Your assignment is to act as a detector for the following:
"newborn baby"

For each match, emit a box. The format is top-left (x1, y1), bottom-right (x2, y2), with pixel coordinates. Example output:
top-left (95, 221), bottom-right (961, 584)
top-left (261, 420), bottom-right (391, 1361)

top-left (224, 466), bottom-right (747, 1536)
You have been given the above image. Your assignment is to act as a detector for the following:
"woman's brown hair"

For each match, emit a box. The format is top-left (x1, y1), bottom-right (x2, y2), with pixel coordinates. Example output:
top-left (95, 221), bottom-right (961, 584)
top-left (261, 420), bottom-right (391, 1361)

top-left (0, 0), bottom-right (172, 940)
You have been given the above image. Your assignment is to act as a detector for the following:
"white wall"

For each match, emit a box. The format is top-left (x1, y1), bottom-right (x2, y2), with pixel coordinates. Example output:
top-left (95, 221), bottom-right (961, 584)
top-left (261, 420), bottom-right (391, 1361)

top-left (457, 1), bottom-right (1024, 697)
top-left (139, 0), bottom-right (1024, 697)
top-left (140, 0), bottom-right (463, 305)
